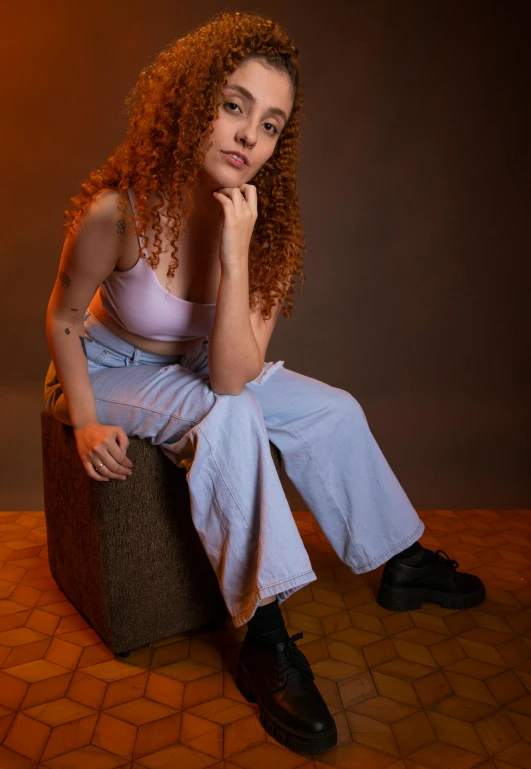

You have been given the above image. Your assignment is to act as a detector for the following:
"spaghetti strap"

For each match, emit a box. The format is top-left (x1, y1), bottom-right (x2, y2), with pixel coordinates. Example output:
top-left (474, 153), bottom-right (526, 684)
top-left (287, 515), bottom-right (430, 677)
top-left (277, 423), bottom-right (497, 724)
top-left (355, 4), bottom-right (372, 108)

top-left (126, 186), bottom-right (137, 216)
top-left (126, 187), bottom-right (147, 258)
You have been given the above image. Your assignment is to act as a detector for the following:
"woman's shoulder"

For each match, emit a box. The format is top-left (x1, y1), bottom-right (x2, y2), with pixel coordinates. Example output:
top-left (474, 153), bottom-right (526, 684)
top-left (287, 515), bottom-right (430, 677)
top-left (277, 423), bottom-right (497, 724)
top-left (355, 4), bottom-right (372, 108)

top-left (76, 187), bottom-right (132, 246)
top-left (85, 187), bottom-right (126, 222)
top-left (67, 188), bottom-right (132, 272)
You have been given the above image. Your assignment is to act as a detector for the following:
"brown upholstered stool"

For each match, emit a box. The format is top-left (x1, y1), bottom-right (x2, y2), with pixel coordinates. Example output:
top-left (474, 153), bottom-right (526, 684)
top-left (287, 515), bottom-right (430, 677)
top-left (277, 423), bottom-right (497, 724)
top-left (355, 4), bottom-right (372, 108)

top-left (40, 409), bottom-right (282, 656)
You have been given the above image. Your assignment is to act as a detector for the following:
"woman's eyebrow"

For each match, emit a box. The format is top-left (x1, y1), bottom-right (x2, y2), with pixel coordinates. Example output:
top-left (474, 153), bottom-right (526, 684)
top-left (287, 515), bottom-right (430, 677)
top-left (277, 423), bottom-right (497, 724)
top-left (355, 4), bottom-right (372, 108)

top-left (224, 83), bottom-right (288, 123)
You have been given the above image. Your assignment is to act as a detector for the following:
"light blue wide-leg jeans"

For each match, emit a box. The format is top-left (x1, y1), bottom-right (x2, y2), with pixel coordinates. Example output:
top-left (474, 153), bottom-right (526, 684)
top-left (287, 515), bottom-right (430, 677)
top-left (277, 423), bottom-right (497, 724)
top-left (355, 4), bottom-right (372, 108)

top-left (44, 311), bottom-right (424, 628)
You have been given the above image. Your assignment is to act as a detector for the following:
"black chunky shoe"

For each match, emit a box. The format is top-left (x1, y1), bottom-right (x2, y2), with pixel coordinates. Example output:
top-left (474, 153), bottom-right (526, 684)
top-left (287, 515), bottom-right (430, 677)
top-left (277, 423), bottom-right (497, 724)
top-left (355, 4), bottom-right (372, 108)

top-left (236, 627), bottom-right (337, 755)
top-left (377, 548), bottom-right (486, 611)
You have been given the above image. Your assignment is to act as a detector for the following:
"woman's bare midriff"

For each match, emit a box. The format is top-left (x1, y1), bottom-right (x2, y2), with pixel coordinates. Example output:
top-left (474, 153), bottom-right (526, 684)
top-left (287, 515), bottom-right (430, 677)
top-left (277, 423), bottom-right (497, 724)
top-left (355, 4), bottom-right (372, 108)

top-left (88, 290), bottom-right (207, 356)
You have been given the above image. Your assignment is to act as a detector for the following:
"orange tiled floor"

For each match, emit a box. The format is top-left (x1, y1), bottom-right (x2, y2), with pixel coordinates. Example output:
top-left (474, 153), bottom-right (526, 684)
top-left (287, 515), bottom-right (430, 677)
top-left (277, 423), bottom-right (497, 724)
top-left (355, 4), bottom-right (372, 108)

top-left (1, 509), bottom-right (531, 768)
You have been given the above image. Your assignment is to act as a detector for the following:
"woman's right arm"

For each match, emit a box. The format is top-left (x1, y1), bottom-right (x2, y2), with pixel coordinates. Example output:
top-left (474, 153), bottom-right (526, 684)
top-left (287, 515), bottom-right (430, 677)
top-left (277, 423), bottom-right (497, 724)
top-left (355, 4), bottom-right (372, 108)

top-left (46, 188), bottom-right (133, 481)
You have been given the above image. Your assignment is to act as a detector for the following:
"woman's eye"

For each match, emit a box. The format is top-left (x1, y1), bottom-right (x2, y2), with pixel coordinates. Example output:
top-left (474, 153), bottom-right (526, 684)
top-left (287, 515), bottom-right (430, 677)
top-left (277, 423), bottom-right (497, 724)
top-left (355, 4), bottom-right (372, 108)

top-left (224, 103), bottom-right (278, 135)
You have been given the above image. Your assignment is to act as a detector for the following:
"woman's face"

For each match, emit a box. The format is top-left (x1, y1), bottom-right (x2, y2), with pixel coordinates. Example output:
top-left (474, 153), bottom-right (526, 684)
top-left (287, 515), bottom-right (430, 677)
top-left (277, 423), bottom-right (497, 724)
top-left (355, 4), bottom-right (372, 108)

top-left (199, 57), bottom-right (295, 188)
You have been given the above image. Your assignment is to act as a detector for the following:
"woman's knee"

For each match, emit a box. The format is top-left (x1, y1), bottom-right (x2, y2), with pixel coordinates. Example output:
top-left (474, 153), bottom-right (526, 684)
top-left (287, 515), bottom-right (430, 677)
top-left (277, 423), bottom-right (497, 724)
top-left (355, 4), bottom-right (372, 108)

top-left (330, 387), bottom-right (367, 425)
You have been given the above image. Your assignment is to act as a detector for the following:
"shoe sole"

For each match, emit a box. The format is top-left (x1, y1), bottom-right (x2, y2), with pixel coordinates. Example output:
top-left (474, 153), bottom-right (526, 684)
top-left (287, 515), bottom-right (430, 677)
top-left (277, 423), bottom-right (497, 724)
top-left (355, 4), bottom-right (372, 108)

top-left (377, 582), bottom-right (486, 611)
top-left (235, 659), bottom-right (337, 755)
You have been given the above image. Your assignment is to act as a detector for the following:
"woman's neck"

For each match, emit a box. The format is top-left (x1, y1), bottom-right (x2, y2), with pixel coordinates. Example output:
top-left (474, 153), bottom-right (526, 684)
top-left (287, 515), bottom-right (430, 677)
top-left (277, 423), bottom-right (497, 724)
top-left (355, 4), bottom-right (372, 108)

top-left (184, 171), bottom-right (225, 224)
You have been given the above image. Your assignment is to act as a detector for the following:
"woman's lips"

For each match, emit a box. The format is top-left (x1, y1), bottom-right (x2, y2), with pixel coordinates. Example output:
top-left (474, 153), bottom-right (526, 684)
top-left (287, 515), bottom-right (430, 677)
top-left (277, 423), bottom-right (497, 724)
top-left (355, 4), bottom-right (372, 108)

top-left (222, 151), bottom-right (246, 168)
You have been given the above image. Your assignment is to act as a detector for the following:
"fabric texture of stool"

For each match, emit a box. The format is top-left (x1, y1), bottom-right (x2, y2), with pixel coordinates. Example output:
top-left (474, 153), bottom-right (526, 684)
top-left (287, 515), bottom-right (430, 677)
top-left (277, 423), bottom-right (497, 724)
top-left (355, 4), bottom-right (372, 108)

top-left (44, 310), bottom-right (424, 629)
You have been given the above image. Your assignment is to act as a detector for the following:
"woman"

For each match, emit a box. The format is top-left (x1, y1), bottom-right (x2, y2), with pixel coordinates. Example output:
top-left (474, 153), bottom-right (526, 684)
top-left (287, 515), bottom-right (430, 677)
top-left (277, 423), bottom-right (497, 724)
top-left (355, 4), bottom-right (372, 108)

top-left (44, 10), bottom-right (485, 756)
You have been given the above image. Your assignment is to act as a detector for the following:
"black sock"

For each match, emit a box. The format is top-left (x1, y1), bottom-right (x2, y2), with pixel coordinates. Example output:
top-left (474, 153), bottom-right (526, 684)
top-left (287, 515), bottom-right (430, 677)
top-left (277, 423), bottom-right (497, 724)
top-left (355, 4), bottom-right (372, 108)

top-left (390, 540), bottom-right (429, 565)
top-left (245, 596), bottom-right (289, 648)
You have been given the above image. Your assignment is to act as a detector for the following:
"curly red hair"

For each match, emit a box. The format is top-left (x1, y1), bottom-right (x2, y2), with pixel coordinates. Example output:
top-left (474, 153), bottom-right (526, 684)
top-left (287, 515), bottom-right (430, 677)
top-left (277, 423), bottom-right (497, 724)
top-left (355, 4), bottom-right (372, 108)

top-left (63, 10), bottom-right (307, 321)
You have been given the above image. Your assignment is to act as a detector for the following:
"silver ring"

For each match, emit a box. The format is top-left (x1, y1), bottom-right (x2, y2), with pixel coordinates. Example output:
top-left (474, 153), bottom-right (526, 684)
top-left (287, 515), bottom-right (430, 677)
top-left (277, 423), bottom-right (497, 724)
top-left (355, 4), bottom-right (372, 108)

top-left (96, 462), bottom-right (104, 469)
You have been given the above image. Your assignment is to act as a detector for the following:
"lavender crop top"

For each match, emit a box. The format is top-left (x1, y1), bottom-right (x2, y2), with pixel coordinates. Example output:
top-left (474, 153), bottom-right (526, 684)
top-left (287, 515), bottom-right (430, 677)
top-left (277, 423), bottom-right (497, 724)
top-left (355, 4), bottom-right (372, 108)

top-left (100, 188), bottom-right (216, 342)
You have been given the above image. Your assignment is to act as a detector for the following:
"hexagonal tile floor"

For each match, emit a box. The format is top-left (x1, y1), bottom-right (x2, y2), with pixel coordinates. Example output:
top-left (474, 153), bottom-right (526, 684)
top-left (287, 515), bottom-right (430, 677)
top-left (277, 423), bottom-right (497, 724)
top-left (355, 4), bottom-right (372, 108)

top-left (1, 508), bottom-right (531, 768)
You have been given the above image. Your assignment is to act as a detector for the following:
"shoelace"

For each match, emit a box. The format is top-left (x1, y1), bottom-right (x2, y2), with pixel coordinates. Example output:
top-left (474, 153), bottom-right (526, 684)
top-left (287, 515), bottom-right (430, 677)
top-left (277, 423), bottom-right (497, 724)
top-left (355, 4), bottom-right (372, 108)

top-left (433, 549), bottom-right (460, 571)
top-left (274, 631), bottom-right (315, 686)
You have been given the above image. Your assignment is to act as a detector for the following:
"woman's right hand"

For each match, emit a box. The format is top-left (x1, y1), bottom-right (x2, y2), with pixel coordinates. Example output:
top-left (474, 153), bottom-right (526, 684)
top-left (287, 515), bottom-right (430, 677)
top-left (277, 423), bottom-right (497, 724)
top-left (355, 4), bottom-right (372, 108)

top-left (73, 421), bottom-right (133, 481)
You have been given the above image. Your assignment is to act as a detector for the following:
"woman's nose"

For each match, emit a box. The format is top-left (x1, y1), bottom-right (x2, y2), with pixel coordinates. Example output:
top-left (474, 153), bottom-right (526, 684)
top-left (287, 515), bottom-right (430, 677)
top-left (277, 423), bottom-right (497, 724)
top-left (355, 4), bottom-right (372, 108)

top-left (237, 129), bottom-right (257, 149)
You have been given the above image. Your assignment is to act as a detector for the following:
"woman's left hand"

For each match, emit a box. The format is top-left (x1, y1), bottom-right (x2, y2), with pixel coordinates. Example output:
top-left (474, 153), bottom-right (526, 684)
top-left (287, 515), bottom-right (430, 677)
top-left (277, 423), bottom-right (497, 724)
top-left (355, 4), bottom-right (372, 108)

top-left (212, 184), bottom-right (258, 268)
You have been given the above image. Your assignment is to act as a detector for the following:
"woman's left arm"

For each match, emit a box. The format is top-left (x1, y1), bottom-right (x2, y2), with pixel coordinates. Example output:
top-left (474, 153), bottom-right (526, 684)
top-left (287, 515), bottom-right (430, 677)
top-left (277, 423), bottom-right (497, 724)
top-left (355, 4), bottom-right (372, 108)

top-left (208, 183), bottom-right (278, 395)
top-left (208, 258), bottom-right (262, 395)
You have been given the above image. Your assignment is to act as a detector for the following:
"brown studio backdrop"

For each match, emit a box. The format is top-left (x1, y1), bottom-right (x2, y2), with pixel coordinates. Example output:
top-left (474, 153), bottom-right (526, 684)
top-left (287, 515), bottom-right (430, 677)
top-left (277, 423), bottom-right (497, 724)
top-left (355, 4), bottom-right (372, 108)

top-left (0, 0), bottom-right (529, 510)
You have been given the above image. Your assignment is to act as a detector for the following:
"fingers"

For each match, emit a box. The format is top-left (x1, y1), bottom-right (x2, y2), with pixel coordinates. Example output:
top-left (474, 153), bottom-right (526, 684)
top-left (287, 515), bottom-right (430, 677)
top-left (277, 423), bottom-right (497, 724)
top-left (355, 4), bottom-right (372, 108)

top-left (83, 460), bottom-right (109, 482)
top-left (239, 184), bottom-right (256, 201)
top-left (212, 190), bottom-right (229, 207)
top-left (214, 185), bottom-right (256, 216)
top-left (89, 454), bottom-right (129, 480)
top-left (115, 427), bottom-right (130, 455)
top-left (75, 423), bottom-right (133, 482)
top-left (82, 436), bottom-right (132, 481)
top-left (105, 442), bottom-right (133, 475)
top-left (113, 428), bottom-right (133, 469)
top-left (228, 187), bottom-right (246, 213)
top-left (213, 187), bottom-right (232, 198)
top-left (91, 445), bottom-right (132, 479)
top-left (240, 184), bottom-right (257, 217)
top-left (213, 188), bottom-right (243, 208)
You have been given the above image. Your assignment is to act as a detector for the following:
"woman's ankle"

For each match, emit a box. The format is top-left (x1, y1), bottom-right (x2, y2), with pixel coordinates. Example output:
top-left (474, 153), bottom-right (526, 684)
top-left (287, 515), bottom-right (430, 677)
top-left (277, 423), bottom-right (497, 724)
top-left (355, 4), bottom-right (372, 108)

top-left (245, 595), bottom-right (288, 648)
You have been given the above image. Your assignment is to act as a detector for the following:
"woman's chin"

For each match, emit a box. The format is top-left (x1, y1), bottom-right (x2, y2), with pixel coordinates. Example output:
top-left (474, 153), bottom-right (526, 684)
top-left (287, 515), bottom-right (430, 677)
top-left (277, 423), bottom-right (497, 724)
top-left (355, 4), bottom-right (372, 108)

top-left (212, 157), bottom-right (251, 183)
top-left (198, 160), bottom-right (254, 192)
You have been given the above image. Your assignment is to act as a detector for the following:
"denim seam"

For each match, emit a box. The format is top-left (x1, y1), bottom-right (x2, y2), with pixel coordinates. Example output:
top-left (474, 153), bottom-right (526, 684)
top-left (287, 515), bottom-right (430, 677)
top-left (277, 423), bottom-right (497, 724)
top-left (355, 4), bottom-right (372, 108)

top-left (263, 415), bottom-right (365, 563)
top-left (93, 396), bottom-right (200, 426)
top-left (194, 424), bottom-right (257, 541)
top-left (256, 569), bottom-right (317, 593)
top-left (93, 350), bottom-right (126, 366)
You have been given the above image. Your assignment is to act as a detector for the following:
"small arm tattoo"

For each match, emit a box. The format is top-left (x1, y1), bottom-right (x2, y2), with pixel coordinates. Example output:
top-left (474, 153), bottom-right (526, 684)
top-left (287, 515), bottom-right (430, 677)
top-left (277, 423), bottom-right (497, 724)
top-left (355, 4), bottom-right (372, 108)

top-left (59, 271), bottom-right (71, 288)
top-left (64, 328), bottom-right (71, 335)
top-left (117, 218), bottom-right (126, 235)
top-left (71, 308), bottom-right (78, 312)
top-left (79, 336), bottom-right (87, 358)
